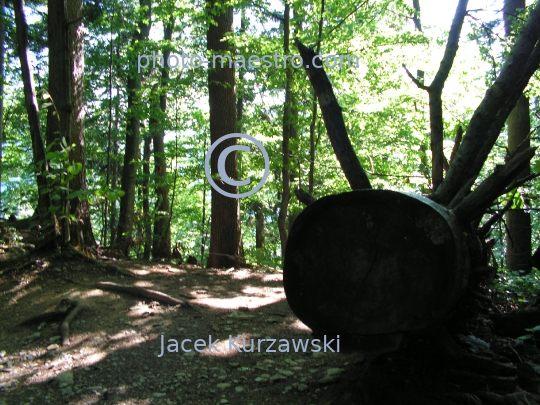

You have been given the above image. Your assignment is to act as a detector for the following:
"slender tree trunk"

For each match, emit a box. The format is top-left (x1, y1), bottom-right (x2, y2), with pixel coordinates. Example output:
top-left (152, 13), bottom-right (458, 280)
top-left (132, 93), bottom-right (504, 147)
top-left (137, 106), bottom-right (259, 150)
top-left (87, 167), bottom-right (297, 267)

top-left (104, 5), bottom-right (115, 246)
top-left (254, 201), bottom-right (264, 249)
top-left (151, 18), bottom-right (174, 260)
top-left (206, 0), bottom-right (243, 268)
top-left (405, 0), bottom-right (468, 191)
top-left (278, 2), bottom-right (292, 257)
top-left (142, 136), bottom-right (151, 260)
top-left (109, 140), bottom-right (119, 246)
top-left (116, 0), bottom-right (151, 255)
top-left (0, 0), bottom-right (4, 213)
top-left (14, 0), bottom-right (55, 246)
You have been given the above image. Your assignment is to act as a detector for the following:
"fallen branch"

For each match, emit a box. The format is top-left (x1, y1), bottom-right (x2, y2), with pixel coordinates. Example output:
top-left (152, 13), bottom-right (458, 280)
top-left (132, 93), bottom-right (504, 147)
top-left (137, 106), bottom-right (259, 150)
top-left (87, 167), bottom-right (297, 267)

top-left (93, 281), bottom-right (197, 310)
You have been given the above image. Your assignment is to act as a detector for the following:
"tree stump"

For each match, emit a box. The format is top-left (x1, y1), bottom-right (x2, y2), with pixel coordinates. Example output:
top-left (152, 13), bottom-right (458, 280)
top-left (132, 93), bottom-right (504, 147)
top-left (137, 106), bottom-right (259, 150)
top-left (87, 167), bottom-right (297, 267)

top-left (283, 190), bottom-right (469, 337)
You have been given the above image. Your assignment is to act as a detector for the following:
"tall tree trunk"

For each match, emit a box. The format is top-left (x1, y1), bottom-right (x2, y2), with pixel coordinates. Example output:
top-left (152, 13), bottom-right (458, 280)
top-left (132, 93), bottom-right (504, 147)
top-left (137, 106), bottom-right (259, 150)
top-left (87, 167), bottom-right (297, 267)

top-left (504, 0), bottom-right (531, 272)
top-left (14, 0), bottom-right (55, 246)
top-left (278, 2), bottom-right (292, 258)
top-left (0, 0), bottom-right (4, 213)
top-left (254, 201), bottom-right (265, 249)
top-left (142, 136), bottom-right (151, 260)
top-left (206, 0), bottom-right (243, 268)
top-left (67, 0), bottom-right (96, 248)
top-left (109, 140), bottom-right (119, 246)
top-left (115, 0), bottom-right (151, 255)
top-left (151, 18), bottom-right (174, 260)
top-left (46, 0), bottom-right (70, 245)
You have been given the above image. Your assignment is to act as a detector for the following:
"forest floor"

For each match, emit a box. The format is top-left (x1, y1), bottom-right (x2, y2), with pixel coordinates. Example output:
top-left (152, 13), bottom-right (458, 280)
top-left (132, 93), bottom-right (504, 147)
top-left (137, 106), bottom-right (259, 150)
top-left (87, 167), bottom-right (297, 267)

top-left (0, 246), bottom-right (365, 405)
top-left (2, 237), bottom-right (540, 404)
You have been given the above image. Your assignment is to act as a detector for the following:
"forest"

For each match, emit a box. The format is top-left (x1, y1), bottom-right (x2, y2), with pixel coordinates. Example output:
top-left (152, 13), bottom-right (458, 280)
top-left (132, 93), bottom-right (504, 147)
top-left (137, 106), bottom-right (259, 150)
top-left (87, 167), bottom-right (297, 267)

top-left (1, 0), bottom-right (540, 404)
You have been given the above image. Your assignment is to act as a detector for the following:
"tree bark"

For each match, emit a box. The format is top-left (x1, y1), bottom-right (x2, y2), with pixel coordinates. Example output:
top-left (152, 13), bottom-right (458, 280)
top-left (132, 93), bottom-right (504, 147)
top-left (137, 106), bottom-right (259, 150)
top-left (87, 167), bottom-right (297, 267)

top-left (432, 1), bottom-right (540, 205)
top-left (151, 19), bottom-right (173, 260)
top-left (116, 0), bottom-right (151, 255)
top-left (14, 0), bottom-right (55, 246)
top-left (504, 0), bottom-right (531, 272)
top-left (46, 0), bottom-right (70, 245)
top-left (206, 0), bottom-right (243, 268)
top-left (67, 0), bottom-right (96, 248)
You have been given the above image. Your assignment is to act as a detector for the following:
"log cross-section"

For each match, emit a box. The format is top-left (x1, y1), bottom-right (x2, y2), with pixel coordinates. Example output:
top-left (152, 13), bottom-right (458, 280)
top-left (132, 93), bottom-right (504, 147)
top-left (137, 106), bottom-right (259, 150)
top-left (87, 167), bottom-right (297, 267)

top-left (284, 190), bottom-right (469, 337)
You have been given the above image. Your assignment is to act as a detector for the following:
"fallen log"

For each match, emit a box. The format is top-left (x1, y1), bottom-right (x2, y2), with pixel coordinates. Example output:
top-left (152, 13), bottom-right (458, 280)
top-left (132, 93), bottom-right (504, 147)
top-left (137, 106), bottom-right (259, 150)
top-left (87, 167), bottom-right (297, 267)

top-left (284, 190), bottom-right (469, 347)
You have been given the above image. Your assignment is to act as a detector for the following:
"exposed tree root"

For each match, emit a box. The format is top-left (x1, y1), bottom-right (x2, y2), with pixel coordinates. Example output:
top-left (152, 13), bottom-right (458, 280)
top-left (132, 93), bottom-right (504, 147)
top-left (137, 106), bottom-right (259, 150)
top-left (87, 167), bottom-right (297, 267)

top-left (93, 281), bottom-right (198, 311)
top-left (18, 298), bottom-right (84, 346)
top-left (60, 299), bottom-right (83, 346)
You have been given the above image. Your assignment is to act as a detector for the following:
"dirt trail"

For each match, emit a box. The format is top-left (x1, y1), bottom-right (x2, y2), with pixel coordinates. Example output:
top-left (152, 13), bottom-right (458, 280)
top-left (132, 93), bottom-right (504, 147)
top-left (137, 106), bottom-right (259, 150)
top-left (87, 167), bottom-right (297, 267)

top-left (0, 256), bottom-right (360, 405)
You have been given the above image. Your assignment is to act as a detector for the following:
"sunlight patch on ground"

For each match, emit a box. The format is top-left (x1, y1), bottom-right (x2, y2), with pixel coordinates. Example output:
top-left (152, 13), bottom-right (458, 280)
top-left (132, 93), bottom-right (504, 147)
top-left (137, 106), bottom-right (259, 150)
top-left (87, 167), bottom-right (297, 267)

top-left (0, 343), bottom-right (108, 387)
top-left (5, 283), bottom-right (40, 307)
top-left (133, 281), bottom-right (155, 288)
top-left (194, 293), bottom-right (284, 310)
top-left (131, 269), bottom-right (151, 276)
top-left (78, 289), bottom-right (106, 299)
top-left (107, 329), bottom-right (148, 351)
top-left (199, 334), bottom-right (250, 357)
top-left (290, 319), bottom-right (312, 332)
top-left (242, 285), bottom-right (285, 297)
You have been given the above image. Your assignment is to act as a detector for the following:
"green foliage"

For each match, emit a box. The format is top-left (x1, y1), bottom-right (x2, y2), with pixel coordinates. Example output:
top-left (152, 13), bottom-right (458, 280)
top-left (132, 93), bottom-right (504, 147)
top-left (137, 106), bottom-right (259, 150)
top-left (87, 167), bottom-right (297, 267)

top-left (3, 0), bottom-right (540, 271)
top-left (492, 268), bottom-right (540, 305)
top-left (517, 325), bottom-right (540, 341)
